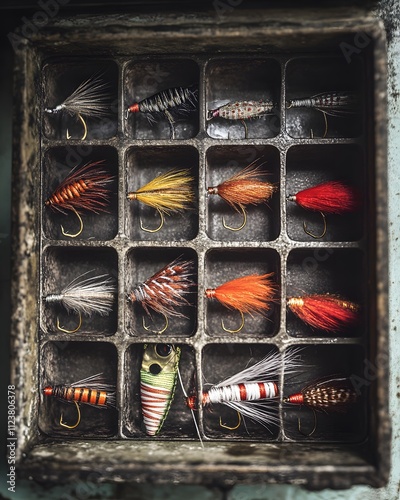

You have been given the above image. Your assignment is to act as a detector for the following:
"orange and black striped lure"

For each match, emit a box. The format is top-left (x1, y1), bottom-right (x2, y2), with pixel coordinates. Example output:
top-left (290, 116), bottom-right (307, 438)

top-left (43, 373), bottom-right (116, 429)
top-left (44, 160), bottom-right (114, 237)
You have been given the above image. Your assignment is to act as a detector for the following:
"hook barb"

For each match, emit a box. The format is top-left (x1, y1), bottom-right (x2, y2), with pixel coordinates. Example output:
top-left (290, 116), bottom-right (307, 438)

top-left (220, 411), bottom-right (242, 430)
top-left (140, 208), bottom-right (165, 233)
top-left (66, 113), bottom-right (88, 141)
top-left (221, 310), bottom-right (245, 333)
top-left (60, 400), bottom-right (81, 429)
top-left (142, 313), bottom-right (169, 334)
top-left (61, 207), bottom-right (84, 238)
top-left (57, 312), bottom-right (82, 334)
top-left (303, 211), bottom-right (327, 239)
top-left (222, 205), bottom-right (247, 231)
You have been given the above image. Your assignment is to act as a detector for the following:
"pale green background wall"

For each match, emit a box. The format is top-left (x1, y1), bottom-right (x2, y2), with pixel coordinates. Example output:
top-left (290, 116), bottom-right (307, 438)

top-left (0, 2), bottom-right (398, 498)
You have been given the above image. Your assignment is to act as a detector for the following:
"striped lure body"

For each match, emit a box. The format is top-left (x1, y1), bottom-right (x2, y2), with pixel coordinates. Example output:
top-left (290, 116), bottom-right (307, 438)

top-left (43, 373), bottom-right (116, 408)
top-left (287, 91), bottom-right (359, 117)
top-left (140, 344), bottom-right (181, 436)
top-left (204, 382), bottom-right (278, 406)
top-left (208, 100), bottom-right (274, 121)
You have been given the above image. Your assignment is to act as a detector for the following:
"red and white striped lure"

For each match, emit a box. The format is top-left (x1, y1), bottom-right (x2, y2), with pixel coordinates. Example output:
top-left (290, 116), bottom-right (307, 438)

top-left (187, 349), bottom-right (301, 430)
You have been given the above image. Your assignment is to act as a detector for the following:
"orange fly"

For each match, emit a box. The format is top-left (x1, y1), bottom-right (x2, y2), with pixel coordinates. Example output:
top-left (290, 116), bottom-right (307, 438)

top-left (207, 161), bottom-right (276, 231)
top-left (205, 273), bottom-right (277, 332)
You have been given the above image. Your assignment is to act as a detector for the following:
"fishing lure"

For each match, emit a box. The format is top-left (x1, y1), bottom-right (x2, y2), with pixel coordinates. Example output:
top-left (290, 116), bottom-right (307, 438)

top-left (44, 271), bottom-right (116, 333)
top-left (287, 180), bottom-right (361, 238)
top-left (205, 273), bottom-right (277, 333)
top-left (287, 294), bottom-right (360, 333)
top-left (128, 257), bottom-right (196, 334)
top-left (44, 73), bottom-right (110, 140)
top-left (43, 373), bottom-right (116, 429)
top-left (207, 161), bottom-right (276, 230)
top-left (284, 376), bottom-right (358, 436)
top-left (45, 160), bottom-right (114, 238)
top-left (186, 349), bottom-right (301, 431)
top-left (127, 169), bottom-right (195, 232)
top-left (140, 343), bottom-right (181, 436)
top-left (286, 91), bottom-right (359, 138)
top-left (207, 99), bottom-right (275, 138)
top-left (126, 85), bottom-right (198, 139)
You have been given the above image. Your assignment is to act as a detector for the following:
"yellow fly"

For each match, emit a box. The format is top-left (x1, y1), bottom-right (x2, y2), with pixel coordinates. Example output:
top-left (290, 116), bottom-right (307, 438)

top-left (127, 169), bottom-right (195, 232)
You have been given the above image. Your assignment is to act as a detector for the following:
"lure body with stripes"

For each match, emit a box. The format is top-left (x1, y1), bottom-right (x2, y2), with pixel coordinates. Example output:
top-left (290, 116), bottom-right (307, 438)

top-left (45, 271), bottom-right (116, 316)
top-left (43, 373), bottom-right (116, 408)
top-left (127, 86), bottom-right (198, 123)
top-left (129, 257), bottom-right (195, 319)
top-left (287, 294), bottom-right (360, 333)
top-left (187, 349), bottom-right (301, 429)
top-left (140, 344), bottom-right (181, 436)
top-left (208, 100), bottom-right (275, 121)
top-left (287, 91), bottom-right (359, 117)
top-left (45, 161), bottom-right (114, 215)
top-left (45, 74), bottom-right (110, 119)
top-left (284, 377), bottom-right (358, 411)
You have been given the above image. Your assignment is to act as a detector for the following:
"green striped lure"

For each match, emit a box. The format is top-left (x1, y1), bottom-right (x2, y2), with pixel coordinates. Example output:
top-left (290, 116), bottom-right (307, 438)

top-left (140, 343), bottom-right (181, 436)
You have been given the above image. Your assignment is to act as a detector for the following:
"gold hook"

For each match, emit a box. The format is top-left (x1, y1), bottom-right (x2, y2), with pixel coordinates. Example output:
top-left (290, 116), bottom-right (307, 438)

top-left (56, 312), bottom-right (82, 334)
top-left (220, 411), bottom-right (242, 430)
top-left (303, 211), bottom-right (327, 239)
top-left (67, 113), bottom-right (88, 141)
top-left (61, 207), bottom-right (84, 238)
top-left (321, 110), bottom-right (328, 138)
top-left (221, 310), bottom-right (245, 333)
top-left (140, 208), bottom-right (165, 233)
top-left (60, 400), bottom-right (81, 429)
top-left (297, 408), bottom-right (317, 437)
top-left (164, 109), bottom-right (176, 140)
top-left (240, 119), bottom-right (249, 139)
top-left (142, 313), bottom-right (169, 334)
top-left (222, 205), bottom-right (247, 231)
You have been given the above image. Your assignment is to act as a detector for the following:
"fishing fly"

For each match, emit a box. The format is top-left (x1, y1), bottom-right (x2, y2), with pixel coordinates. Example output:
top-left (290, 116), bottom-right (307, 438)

top-left (186, 349), bottom-right (301, 432)
top-left (287, 294), bottom-right (360, 333)
top-left (43, 373), bottom-right (116, 429)
top-left (44, 271), bottom-right (116, 333)
top-left (286, 91), bottom-right (359, 138)
top-left (284, 376), bottom-right (358, 436)
top-left (140, 343), bottom-right (181, 436)
top-left (127, 169), bottom-right (195, 232)
top-left (44, 73), bottom-right (110, 140)
top-left (128, 257), bottom-right (196, 334)
top-left (207, 99), bottom-right (275, 138)
top-left (205, 273), bottom-right (277, 333)
top-left (126, 85), bottom-right (198, 139)
top-left (44, 160), bottom-right (114, 238)
top-left (207, 161), bottom-right (276, 231)
top-left (287, 180), bottom-right (361, 238)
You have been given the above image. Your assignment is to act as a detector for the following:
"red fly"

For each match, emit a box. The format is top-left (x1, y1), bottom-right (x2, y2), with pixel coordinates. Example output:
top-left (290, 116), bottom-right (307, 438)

top-left (207, 161), bottom-right (277, 231)
top-left (128, 257), bottom-right (196, 334)
top-left (205, 273), bottom-right (277, 333)
top-left (287, 180), bottom-right (361, 238)
top-left (287, 294), bottom-right (360, 333)
top-left (45, 160), bottom-right (114, 238)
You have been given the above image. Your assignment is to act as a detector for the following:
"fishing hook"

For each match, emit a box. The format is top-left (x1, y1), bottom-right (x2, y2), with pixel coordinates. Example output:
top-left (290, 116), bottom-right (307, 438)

top-left (303, 211), bottom-right (327, 239)
top-left (140, 208), bottom-right (165, 233)
top-left (221, 310), bottom-right (245, 333)
top-left (164, 109), bottom-right (176, 139)
top-left (60, 400), bottom-right (81, 429)
top-left (61, 207), bottom-right (84, 238)
top-left (240, 119), bottom-right (249, 139)
top-left (57, 312), bottom-right (83, 334)
top-left (142, 313), bottom-right (169, 335)
top-left (219, 411), bottom-right (242, 431)
top-left (297, 407), bottom-right (317, 437)
top-left (222, 205), bottom-right (247, 231)
top-left (66, 113), bottom-right (88, 141)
